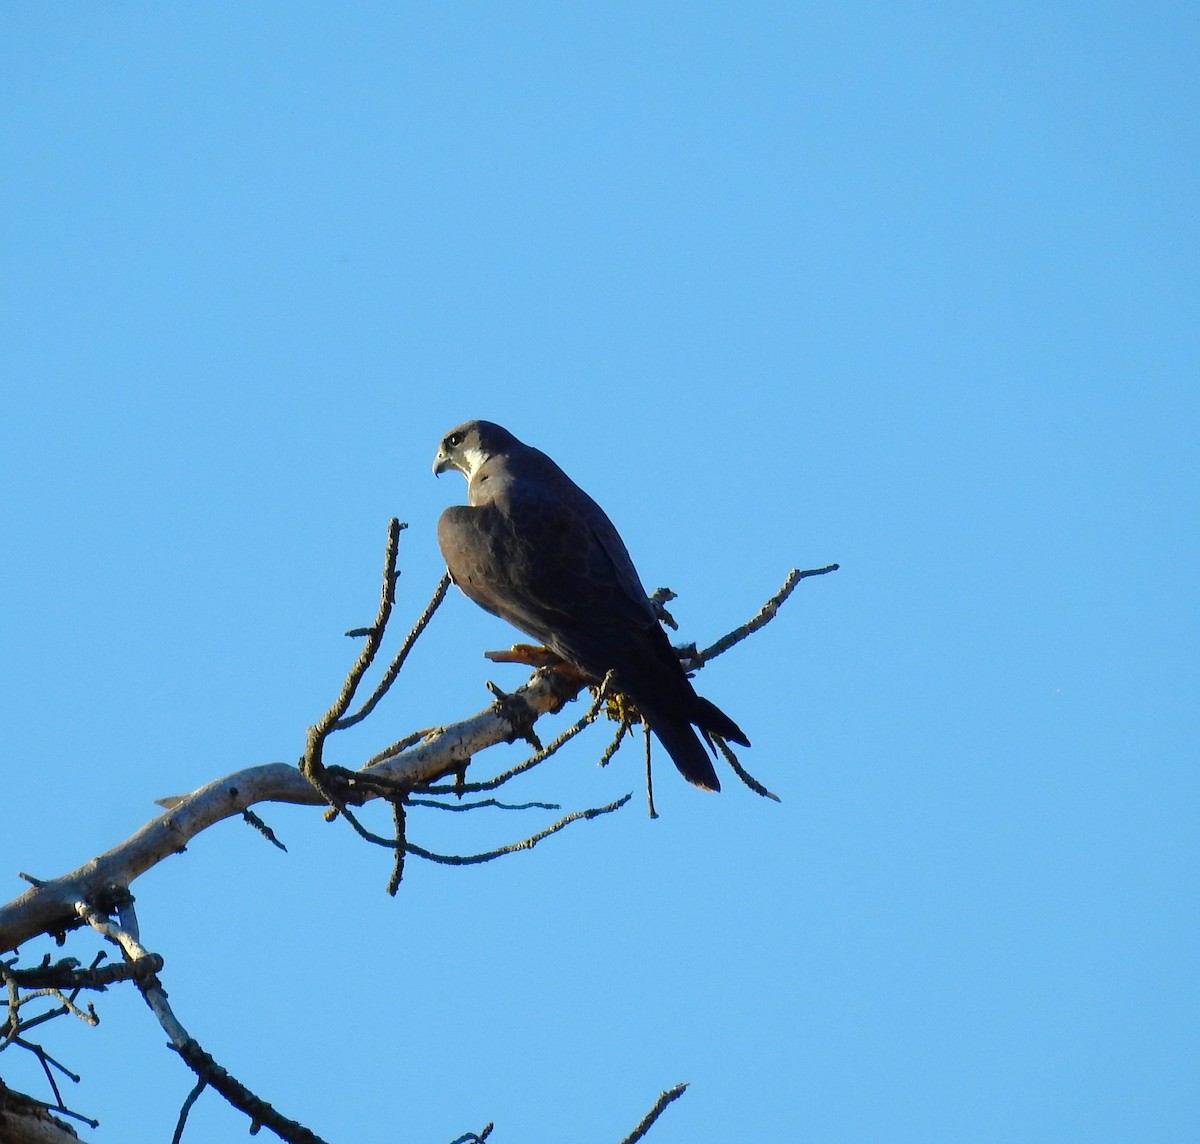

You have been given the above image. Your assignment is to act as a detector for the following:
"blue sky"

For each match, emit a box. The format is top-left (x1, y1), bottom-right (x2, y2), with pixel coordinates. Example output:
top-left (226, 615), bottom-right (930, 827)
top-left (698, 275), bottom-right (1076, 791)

top-left (2, 5), bottom-right (1196, 1142)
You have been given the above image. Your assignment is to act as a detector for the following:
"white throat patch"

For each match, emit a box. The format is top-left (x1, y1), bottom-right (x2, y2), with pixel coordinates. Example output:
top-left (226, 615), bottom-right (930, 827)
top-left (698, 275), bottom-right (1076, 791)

top-left (458, 445), bottom-right (489, 480)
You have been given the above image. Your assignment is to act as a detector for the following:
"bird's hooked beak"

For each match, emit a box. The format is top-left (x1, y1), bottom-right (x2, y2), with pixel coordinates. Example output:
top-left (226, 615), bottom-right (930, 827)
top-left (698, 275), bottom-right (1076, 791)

top-left (433, 440), bottom-right (463, 477)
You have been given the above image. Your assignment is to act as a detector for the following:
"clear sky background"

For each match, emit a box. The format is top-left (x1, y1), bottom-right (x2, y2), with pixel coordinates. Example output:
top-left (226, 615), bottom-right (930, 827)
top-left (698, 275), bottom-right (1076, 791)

top-left (2, 5), bottom-right (1196, 1143)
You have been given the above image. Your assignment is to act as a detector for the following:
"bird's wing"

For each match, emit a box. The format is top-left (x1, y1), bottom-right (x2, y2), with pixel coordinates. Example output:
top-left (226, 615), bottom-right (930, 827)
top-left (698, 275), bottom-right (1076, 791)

top-left (439, 448), bottom-right (708, 715)
top-left (439, 480), bottom-right (651, 643)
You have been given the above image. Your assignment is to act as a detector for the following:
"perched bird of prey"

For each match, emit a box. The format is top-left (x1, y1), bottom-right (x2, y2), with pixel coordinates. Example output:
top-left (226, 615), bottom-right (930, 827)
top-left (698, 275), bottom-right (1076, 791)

top-left (434, 419), bottom-right (749, 791)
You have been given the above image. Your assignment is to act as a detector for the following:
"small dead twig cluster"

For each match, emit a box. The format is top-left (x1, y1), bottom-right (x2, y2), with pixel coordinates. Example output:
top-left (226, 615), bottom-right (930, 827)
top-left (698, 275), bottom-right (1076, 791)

top-left (1, 953), bottom-right (107, 1134)
top-left (0, 516), bottom-right (838, 1143)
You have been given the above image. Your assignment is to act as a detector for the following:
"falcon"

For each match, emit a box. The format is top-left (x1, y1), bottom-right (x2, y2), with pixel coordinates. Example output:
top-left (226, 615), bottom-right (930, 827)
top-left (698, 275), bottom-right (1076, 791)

top-left (433, 419), bottom-right (749, 791)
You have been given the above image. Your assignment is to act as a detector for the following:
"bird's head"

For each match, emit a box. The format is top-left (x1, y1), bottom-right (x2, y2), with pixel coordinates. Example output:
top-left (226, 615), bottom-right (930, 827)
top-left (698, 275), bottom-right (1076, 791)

top-left (433, 420), bottom-right (518, 480)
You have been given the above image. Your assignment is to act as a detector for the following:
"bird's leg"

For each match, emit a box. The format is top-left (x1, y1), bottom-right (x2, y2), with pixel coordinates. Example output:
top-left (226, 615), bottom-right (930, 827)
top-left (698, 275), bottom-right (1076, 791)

top-left (485, 681), bottom-right (544, 751)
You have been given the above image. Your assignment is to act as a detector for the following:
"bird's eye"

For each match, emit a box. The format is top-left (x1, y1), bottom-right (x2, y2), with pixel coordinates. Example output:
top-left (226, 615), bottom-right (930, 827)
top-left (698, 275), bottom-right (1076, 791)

top-left (447, 431), bottom-right (465, 448)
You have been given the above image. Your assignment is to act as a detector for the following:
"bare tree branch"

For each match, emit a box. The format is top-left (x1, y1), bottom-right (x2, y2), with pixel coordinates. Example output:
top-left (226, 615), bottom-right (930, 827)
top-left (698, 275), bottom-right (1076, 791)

top-left (686, 563), bottom-right (840, 668)
top-left (407, 797), bottom-right (562, 812)
top-left (0, 534), bottom-right (837, 1142)
top-left (712, 736), bottom-right (781, 802)
top-left (386, 799), bottom-right (406, 897)
top-left (0, 665), bottom-right (586, 953)
top-left (448, 1125), bottom-right (493, 1144)
top-left (3, 955), bottom-right (162, 992)
top-left (336, 572), bottom-right (451, 730)
top-left (404, 795), bottom-right (631, 865)
top-left (423, 670), bottom-right (615, 795)
top-left (618, 1082), bottom-right (688, 1144)
top-left (170, 1078), bottom-right (206, 1144)
top-left (642, 722), bottom-right (658, 820)
top-left (1, 562), bottom-right (836, 953)
top-left (596, 717), bottom-right (632, 770)
top-left (301, 517), bottom-right (404, 783)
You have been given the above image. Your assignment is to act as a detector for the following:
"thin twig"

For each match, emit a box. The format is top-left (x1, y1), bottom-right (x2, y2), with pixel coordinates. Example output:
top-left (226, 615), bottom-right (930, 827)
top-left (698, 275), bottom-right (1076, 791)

top-left (173, 1040), bottom-right (331, 1144)
top-left (386, 801), bottom-right (406, 897)
top-left (302, 518), bottom-right (403, 781)
top-left (241, 809), bottom-right (288, 852)
top-left (27, 1040), bottom-right (75, 1109)
top-left (364, 727), bottom-right (433, 769)
top-left (407, 797), bottom-right (562, 812)
top-left (689, 563), bottom-right (839, 667)
top-left (336, 573), bottom-right (451, 730)
top-left (448, 1126), bottom-right (493, 1144)
top-left (172, 1077), bottom-right (207, 1144)
top-left (9, 987), bottom-right (95, 1028)
top-left (643, 722), bottom-right (657, 820)
top-left (596, 718), bottom-right (631, 769)
top-left (712, 736), bottom-right (781, 801)
top-left (312, 797), bottom-right (398, 849)
top-left (424, 672), bottom-right (615, 795)
top-left (618, 1082), bottom-right (688, 1144)
top-left (406, 795), bottom-right (631, 866)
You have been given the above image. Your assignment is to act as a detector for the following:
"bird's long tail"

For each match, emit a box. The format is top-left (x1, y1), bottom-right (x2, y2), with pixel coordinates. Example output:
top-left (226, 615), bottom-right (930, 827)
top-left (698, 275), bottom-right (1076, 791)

top-left (694, 696), bottom-right (750, 748)
top-left (641, 698), bottom-right (750, 792)
top-left (641, 709), bottom-right (722, 791)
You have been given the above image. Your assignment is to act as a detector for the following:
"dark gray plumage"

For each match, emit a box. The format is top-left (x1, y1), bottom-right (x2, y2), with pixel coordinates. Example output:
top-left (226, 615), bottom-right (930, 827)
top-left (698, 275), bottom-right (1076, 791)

top-left (433, 419), bottom-right (749, 791)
